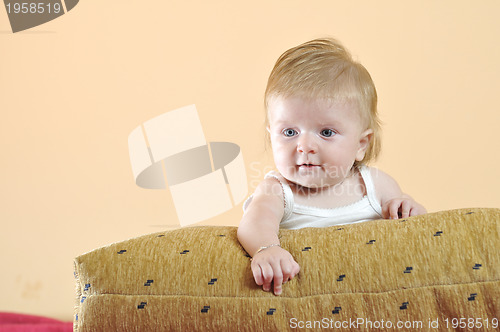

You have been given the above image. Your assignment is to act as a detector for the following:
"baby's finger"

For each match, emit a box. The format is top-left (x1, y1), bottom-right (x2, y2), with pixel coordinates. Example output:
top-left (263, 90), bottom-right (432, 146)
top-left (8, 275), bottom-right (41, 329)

top-left (272, 264), bottom-right (284, 295)
top-left (251, 263), bottom-right (264, 286)
top-left (401, 200), bottom-right (411, 218)
top-left (259, 263), bottom-right (274, 292)
top-left (382, 202), bottom-right (394, 219)
top-left (410, 204), bottom-right (426, 216)
top-left (381, 203), bottom-right (389, 219)
top-left (280, 260), bottom-right (294, 284)
top-left (389, 201), bottom-right (401, 219)
top-left (283, 259), bottom-right (300, 284)
top-left (291, 261), bottom-right (300, 278)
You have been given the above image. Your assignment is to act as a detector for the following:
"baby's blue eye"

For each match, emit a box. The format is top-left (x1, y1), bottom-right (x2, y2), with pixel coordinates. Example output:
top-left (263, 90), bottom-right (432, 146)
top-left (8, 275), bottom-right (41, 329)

top-left (320, 129), bottom-right (336, 137)
top-left (283, 129), bottom-right (297, 137)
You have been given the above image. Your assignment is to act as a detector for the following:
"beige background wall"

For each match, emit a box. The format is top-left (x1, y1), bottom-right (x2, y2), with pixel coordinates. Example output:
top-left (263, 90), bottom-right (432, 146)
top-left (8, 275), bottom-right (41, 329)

top-left (1, 0), bottom-right (499, 321)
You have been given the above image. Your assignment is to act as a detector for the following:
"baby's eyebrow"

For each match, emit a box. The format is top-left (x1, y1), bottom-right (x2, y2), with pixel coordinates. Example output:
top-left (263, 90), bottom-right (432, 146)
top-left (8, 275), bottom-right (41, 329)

top-left (270, 118), bottom-right (344, 128)
top-left (319, 122), bottom-right (341, 128)
top-left (271, 120), bottom-right (294, 127)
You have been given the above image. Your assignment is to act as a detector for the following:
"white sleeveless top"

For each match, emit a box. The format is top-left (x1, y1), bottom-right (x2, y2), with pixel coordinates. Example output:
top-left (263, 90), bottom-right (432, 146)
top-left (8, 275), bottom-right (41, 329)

top-left (243, 166), bottom-right (383, 229)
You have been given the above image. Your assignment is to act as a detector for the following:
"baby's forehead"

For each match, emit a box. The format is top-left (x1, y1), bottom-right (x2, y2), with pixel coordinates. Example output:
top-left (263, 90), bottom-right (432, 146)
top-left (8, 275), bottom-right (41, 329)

top-left (268, 95), bottom-right (363, 122)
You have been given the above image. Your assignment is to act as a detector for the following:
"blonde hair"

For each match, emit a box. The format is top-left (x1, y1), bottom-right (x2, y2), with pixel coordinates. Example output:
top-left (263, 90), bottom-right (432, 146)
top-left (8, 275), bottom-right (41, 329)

top-left (264, 38), bottom-right (381, 166)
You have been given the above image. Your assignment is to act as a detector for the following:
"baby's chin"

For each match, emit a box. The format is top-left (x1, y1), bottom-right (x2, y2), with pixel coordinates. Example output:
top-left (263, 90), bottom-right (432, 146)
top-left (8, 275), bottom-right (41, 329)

top-left (281, 171), bottom-right (331, 190)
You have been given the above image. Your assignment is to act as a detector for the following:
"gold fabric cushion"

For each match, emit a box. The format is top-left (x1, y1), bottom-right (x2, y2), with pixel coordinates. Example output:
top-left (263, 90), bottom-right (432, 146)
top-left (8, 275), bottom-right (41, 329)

top-left (74, 208), bottom-right (499, 331)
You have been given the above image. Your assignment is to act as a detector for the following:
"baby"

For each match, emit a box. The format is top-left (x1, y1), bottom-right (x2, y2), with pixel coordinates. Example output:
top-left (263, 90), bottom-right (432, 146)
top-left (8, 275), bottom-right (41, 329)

top-left (237, 38), bottom-right (426, 296)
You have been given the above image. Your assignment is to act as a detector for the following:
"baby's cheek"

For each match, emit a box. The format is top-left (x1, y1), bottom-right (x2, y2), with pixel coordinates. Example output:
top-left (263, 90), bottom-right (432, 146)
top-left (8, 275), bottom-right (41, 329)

top-left (272, 146), bottom-right (288, 162)
top-left (275, 159), bottom-right (294, 177)
top-left (275, 160), bottom-right (291, 176)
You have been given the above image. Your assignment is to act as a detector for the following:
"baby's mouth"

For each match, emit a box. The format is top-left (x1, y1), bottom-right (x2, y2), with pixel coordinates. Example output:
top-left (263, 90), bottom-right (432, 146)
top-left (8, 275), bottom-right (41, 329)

top-left (297, 163), bottom-right (321, 171)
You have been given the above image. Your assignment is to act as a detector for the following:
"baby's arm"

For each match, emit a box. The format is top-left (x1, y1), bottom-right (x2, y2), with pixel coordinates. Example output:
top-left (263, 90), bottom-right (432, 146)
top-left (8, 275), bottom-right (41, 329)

top-left (237, 178), bottom-right (300, 295)
top-left (371, 168), bottom-right (427, 219)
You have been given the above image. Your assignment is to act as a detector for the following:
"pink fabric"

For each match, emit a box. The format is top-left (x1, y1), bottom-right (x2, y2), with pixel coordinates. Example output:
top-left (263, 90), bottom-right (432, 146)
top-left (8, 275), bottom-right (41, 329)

top-left (0, 312), bottom-right (72, 332)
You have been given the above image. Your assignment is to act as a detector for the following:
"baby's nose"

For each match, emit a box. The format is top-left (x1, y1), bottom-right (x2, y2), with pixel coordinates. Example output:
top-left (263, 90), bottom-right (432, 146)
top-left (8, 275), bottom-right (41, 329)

top-left (297, 134), bottom-right (318, 154)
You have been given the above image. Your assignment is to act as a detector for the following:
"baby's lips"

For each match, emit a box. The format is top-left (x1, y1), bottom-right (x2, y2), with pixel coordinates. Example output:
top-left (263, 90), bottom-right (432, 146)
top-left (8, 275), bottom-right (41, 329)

top-left (298, 161), bottom-right (323, 167)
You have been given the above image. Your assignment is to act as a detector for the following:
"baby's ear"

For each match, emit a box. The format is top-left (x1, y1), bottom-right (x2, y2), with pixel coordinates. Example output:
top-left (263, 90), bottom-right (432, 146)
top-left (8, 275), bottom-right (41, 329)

top-left (355, 129), bottom-right (373, 161)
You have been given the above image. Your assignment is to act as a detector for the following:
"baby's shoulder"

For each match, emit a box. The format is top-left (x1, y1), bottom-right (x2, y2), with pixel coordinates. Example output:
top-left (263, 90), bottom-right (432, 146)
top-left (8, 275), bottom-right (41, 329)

top-left (254, 174), bottom-right (285, 199)
top-left (365, 166), bottom-right (397, 183)
top-left (243, 175), bottom-right (285, 214)
top-left (365, 166), bottom-right (402, 201)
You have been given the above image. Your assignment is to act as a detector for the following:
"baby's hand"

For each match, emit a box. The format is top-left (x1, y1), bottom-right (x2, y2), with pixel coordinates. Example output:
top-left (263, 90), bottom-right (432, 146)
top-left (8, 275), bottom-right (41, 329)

top-left (250, 246), bottom-right (300, 296)
top-left (382, 196), bottom-right (427, 219)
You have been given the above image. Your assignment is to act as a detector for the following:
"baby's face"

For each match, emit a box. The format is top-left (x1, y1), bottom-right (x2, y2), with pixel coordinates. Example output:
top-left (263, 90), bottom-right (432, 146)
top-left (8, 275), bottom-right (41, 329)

top-left (267, 96), bottom-right (371, 189)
